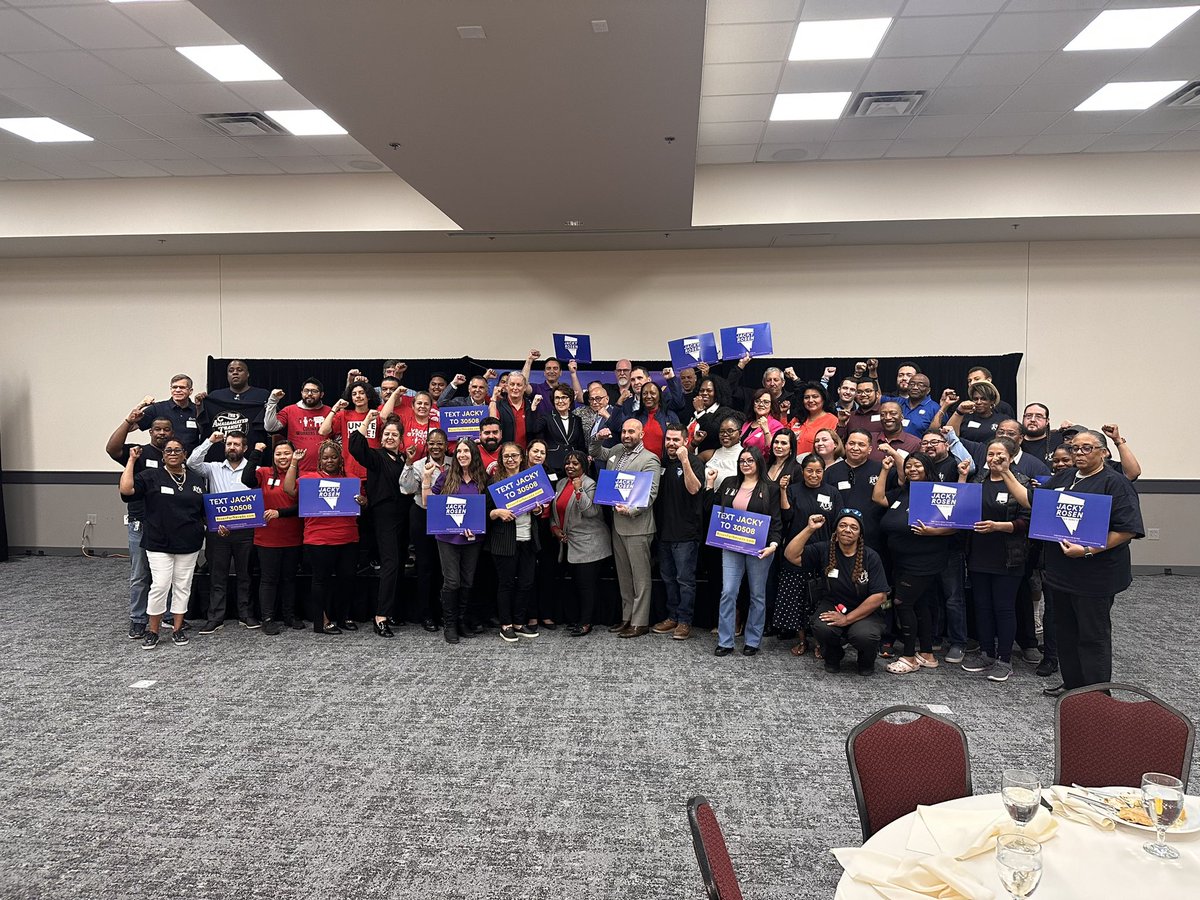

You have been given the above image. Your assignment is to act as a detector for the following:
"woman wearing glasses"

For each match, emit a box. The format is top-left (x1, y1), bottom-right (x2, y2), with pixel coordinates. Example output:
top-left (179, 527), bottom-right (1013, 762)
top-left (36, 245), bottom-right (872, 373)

top-left (241, 440), bottom-right (303, 634)
top-left (550, 449), bottom-right (610, 637)
top-left (487, 442), bottom-right (541, 642)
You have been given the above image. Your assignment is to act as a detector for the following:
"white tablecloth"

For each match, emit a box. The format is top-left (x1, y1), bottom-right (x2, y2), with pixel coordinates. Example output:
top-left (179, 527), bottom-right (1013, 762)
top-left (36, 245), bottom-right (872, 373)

top-left (834, 792), bottom-right (1200, 899)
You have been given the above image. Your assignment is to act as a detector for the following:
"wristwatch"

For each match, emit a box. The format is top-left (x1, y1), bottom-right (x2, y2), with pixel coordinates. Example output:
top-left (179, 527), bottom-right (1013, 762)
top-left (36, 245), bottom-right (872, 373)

top-left (1083, 548), bottom-right (1094, 558)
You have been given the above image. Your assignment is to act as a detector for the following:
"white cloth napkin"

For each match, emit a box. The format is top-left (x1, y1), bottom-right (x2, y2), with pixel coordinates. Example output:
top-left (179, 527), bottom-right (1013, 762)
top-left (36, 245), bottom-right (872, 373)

top-left (1049, 786), bottom-right (1117, 831)
top-left (914, 805), bottom-right (1058, 859)
top-left (832, 847), bottom-right (995, 899)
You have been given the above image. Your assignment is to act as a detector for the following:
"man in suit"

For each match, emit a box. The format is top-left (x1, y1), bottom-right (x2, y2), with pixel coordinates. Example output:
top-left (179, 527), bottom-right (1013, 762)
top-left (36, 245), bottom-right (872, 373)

top-left (590, 418), bottom-right (661, 638)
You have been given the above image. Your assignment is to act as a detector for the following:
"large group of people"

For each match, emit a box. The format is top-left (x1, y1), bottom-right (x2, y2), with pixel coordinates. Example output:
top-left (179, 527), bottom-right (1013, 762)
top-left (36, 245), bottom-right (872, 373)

top-left (109, 352), bottom-right (1145, 696)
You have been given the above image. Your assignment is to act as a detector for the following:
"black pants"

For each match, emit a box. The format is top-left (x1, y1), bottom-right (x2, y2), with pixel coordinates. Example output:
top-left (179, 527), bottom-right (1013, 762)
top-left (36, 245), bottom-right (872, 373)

top-left (257, 544), bottom-right (300, 622)
top-left (1042, 584), bottom-right (1058, 662)
top-left (894, 572), bottom-right (939, 657)
top-left (410, 503), bottom-right (441, 622)
top-left (531, 518), bottom-right (560, 622)
top-left (1053, 590), bottom-right (1115, 690)
top-left (372, 501), bottom-right (403, 619)
top-left (494, 541), bottom-right (537, 625)
top-left (206, 530), bottom-right (253, 622)
top-left (570, 559), bottom-right (605, 626)
top-left (1013, 559), bottom-right (1040, 651)
top-left (809, 602), bottom-right (884, 673)
top-left (305, 542), bottom-right (357, 630)
top-left (437, 540), bottom-right (483, 628)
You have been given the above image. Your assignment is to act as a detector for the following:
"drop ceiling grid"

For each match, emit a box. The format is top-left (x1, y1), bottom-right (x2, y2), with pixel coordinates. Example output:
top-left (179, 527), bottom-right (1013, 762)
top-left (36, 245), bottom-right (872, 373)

top-left (698, 0), bottom-right (1200, 164)
top-left (0, 0), bottom-right (384, 179)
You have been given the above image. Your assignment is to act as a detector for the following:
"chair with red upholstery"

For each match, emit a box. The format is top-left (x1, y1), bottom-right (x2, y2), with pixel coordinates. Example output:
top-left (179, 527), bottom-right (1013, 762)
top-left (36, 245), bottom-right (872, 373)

top-left (687, 795), bottom-right (744, 900)
top-left (1055, 682), bottom-right (1194, 790)
top-left (846, 705), bottom-right (972, 841)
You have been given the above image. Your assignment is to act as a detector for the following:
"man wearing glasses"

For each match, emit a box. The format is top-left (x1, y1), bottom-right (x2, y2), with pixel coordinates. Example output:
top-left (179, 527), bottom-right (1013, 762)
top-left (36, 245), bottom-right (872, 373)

top-left (836, 377), bottom-right (885, 441)
top-left (265, 378), bottom-right (331, 474)
top-left (136, 375), bottom-right (200, 451)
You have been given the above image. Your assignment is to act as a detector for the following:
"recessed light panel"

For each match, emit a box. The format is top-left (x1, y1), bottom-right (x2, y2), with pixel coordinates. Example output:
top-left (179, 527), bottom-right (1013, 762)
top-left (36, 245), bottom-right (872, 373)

top-left (1075, 80), bottom-right (1187, 111)
top-left (176, 45), bottom-right (282, 82)
top-left (789, 18), bottom-right (892, 61)
top-left (266, 109), bottom-right (347, 136)
top-left (1064, 6), bottom-right (1199, 52)
top-left (0, 117), bottom-right (93, 142)
top-left (770, 92), bottom-right (852, 121)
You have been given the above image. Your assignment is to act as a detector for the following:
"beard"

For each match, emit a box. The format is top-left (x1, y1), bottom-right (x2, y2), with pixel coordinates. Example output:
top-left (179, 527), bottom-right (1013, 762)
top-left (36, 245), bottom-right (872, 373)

top-left (481, 438), bottom-right (500, 452)
top-left (1022, 424), bottom-right (1047, 439)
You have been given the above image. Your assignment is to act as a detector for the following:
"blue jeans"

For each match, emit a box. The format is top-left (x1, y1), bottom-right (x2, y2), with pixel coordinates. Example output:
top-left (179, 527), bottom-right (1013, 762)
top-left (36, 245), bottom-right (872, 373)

top-left (658, 540), bottom-right (699, 625)
top-left (128, 520), bottom-right (150, 625)
top-left (939, 549), bottom-right (967, 646)
top-left (718, 550), bottom-right (770, 649)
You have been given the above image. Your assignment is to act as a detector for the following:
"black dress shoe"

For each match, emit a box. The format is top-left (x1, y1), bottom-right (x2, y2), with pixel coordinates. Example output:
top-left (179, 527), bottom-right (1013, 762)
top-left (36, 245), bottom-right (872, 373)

top-left (444, 626), bottom-right (460, 644)
top-left (468, 622), bottom-right (485, 635)
top-left (457, 621), bottom-right (476, 639)
top-left (540, 620), bottom-right (558, 631)
top-left (321, 623), bottom-right (343, 635)
top-left (341, 620), bottom-right (359, 632)
top-left (570, 625), bottom-right (593, 637)
top-left (388, 616), bottom-right (403, 628)
top-left (742, 645), bottom-right (760, 657)
top-left (373, 619), bottom-right (394, 637)
top-left (824, 661), bottom-right (840, 674)
top-left (714, 645), bottom-right (734, 657)
top-left (422, 618), bottom-right (440, 633)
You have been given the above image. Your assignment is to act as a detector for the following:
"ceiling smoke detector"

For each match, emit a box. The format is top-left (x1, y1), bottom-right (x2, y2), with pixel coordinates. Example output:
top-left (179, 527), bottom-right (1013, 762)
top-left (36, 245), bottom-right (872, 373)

top-left (201, 112), bottom-right (287, 137)
top-left (1164, 81), bottom-right (1200, 108)
top-left (848, 91), bottom-right (927, 118)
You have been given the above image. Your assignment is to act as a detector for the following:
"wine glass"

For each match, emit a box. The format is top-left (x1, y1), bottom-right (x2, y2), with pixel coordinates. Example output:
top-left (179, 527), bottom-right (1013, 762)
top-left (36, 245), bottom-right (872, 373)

top-left (996, 834), bottom-right (1043, 899)
top-left (1002, 769), bottom-right (1042, 833)
top-left (1142, 772), bottom-right (1185, 860)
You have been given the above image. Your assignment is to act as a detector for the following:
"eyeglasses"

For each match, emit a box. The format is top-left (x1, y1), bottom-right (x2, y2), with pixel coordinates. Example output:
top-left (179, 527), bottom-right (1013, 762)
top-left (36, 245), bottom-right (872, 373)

top-left (170, 385), bottom-right (189, 391)
top-left (163, 448), bottom-right (185, 454)
top-left (718, 428), bottom-right (739, 435)
top-left (739, 458), bottom-right (755, 466)
top-left (920, 439), bottom-right (946, 446)
top-left (1069, 445), bottom-right (1100, 454)
top-left (1023, 413), bottom-right (1047, 420)
top-left (501, 453), bottom-right (522, 460)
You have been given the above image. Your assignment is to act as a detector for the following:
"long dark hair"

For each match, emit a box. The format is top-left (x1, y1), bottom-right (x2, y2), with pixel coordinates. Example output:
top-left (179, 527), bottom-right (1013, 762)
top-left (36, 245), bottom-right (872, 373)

top-left (341, 379), bottom-right (375, 409)
top-left (491, 442), bottom-right (526, 484)
top-left (900, 451), bottom-right (938, 484)
top-left (827, 511), bottom-right (866, 584)
top-left (735, 446), bottom-right (766, 485)
top-left (443, 438), bottom-right (486, 494)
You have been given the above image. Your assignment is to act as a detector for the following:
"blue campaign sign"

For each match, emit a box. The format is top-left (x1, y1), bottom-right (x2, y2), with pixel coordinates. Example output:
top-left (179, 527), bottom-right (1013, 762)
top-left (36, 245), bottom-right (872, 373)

top-left (426, 494), bottom-right (487, 535)
top-left (594, 468), bottom-right (653, 509)
top-left (706, 507), bottom-right (771, 556)
top-left (719, 322), bottom-right (773, 359)
top-left (203, 489), bottom-right (265, 531)
top-left (908, 481), bottom-right (982, 531)
top-left (668, 332), bottom-right (719, 372)
top-left (487, 464), bottom-right (554, 516)
top-left (552, 333), bottom-right (592, 363)
top-left (1029, 488), bottom-right (1112, 549)
top-left (298, 477), bottom-right (361, 518)
top-left (439, 405), bottom-right (488, 442)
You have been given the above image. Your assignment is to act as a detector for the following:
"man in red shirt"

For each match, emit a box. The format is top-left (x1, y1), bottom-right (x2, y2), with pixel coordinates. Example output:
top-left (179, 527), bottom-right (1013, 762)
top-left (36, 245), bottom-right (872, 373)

top-left (870, 401), bottom-right (921, 462)
top-left (477, 417), bottom-right (502, 473)
top-left (265, 378), bottom-right (331, 472)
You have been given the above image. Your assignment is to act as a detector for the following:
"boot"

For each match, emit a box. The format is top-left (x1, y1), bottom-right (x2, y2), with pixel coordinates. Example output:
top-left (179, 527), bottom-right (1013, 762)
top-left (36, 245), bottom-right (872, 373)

top-left (442, 588), bottom-right (460, 644)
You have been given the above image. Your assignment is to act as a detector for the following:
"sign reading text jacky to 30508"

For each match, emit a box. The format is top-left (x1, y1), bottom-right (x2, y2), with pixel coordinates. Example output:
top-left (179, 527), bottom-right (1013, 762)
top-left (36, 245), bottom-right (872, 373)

top-left (1029, 488), bottom-right (1112, 549)
top-left (203, 489), bottom-right (265, 532)
top-left (593, 469), bottom-right (653, 509)
top-left (552, 332), bottom-right (592, 363)
top-left (426, 494), bottom-right (487, 535)
top-left (438, 405), bottom-right (489, 442)
top-left (908, 481), bottom-right (982, 531)
top-left (298, 477), bottom-right (361, 518)
top-left (487, 464), bottom-right (553, 516)
top-left (706, 507), bottom-right (771, 556)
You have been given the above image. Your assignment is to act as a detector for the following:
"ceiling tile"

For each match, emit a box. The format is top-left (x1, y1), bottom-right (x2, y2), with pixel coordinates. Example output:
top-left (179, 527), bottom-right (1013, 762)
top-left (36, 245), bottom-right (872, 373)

top-left (6, 0), bottom-right (109, 7)
top-left (755, 142), bottom-right (827, 162)
top-left (0, 95), bottom-right (35, 117)
top-left (230, 134), bottom-right (321, 157)
top-left (921, 84), bottom-right (1015, 115)
top-left (942, 52), bottom-right (1051, 88)
top-left (94, 47), bottom-right (212, 85)
top-left (300, 134), bottom-right (369, 155)
top-left (1116, 46), bottom-right (1200, 81)
top-left (699, 93), bottom-right (774, 123)
top-left (1003, 0), bottom-right (1104, 11)
top-left (697, 121), bottom-right (764, 145)
top-left (703, 23), bottom-right (794, 65)
top-left (115, 2), bottom-right (233, 47)
top-left (972, 11), bottom-right (1097, 54)
top-left (830, 116), bottom-right (910, 140)
top-left (267, 155), bottom-right (347, 174)
top-left (170, 135), bottom-right (260, 158)
top-left (225, 81), bottom-right (312, 109)
top-left (1118, 109), bottom-right (1200, 135)
top-left (761, 120), bottom-right (839, 143)
top-left (325, 156), bottom-right (389, 174)
top-left (706, 0), bottom-right (801, 25)
top-left (147, 81), bottom-right (249, 114)
top-left (0, 86), bottom-right (110, 118)
top-left (777, 59), bottom-right (869, 92)
top-left (0, 10), bottom-right (74, 53)
top-left (883, 137), bottom-right (960, 157)
top-left (58, 115), bottom-right (153, 141)
top-left (819, 139), bottom-right (893, 159)
top-left (1023, 50), bottom-right (1137, 87)
top-left (75, 83), bottom-right (184, 115)
top-left (995, 81), bottom-right (1094, 113)
top-left (58, 141), bottom-right (135, 162)
top-left (695, 144), bottom-right (759, 165)
top-left (1155, 6), bottom-right (1200, 50)
top-left (970, 111), bottom-right (1062, 137)
top-left (1082, 132), bottom-right (1167, 153)
top-left (950, 135), bottom-right (1029, 156)
top-left (9, 50), bottom-right (136, 86)
top-left (1042, 110), bottom-right (1135, 134)
top-left (106, 138), bottom-right (196, 161)
top-left (213, 157), bottom-right (285, 175)
top-left (878, 16), bottom-right (992, 58)
top-left (1153, 130), bottom-right (1200, 151)
top-left (860, 56), bottom-right (958, 91)
top-left (903, 0), bottom-right (1005, 14)
top-left (801, 0), bottom-right (903, 20)
top-left (1016, 132), bottom-right (1102, 154)
top-left (701, 62), bottom-right (783, 97)
top-left (900, 114), bottom-right (987, 139)
top-left (23, 5), bottom-right (161, 50)
top-left (124, 114), bottom-right (218, 140)
top-left (25, 156), bottom-right (114, 179)
top-left (150, 158), bottom-right (227, 176)
top-left (91, 159), bottom-right (170, 177)
top-left (0, 156), bottom-right (58, 180)
top-left (0, 54), bottom-right (61, 90)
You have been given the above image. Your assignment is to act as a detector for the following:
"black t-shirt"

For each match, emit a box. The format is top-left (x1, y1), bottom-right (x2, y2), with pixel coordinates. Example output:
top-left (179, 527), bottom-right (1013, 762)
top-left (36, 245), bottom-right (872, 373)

top-left (1038, 466), bottom-right (1144, 596)
top-left (929, 453), bottom-right (961, 483)
top-left (115, 443), bottom-right (164, 521)
top-left (121, 466), bottom-right (207, 554)
top-left (967, 477), bottom-right (1028, 575)
top-left (958, 410), bottom-right (1004, 443)
top-left (784, 483), bottom-right (842, 542)
top-left (823, 458), bottom-right (884, 545)
top-left (879, 485), bottom-right (951, 576)
top-left (801, 541), bottom-right (889, 611)
top-left (655, 455), bottom-right (705, 543)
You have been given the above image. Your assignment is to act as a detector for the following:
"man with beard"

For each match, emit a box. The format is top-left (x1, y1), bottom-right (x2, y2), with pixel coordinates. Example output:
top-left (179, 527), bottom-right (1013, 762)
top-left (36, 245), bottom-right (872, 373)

top-left (893, 373), bottom-right (941, 438)
top-left (651, 424), bottom-right (704, 641)
top-left (477, 417), bottom-right (503, 473)
top-left (837, 377), bottom-right (885, 441)
top-left (823, 430), bottom-right (885, 549)
top-left (106, 412), bottom-right (175, 638)
top-left (265, 377), bottom-right (331, 473)
top-left (187, 430), bottom-right (257, 633)
top-left (196, 360), bottom-right (270, 459)
top-left (918, 430), bottom-right (974, 483)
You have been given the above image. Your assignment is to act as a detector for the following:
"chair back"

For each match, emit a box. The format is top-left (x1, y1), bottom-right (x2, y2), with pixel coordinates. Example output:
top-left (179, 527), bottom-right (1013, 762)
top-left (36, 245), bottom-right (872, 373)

top-left (1055, 682), bottom-right (1195, 790)
top-left (847, 705), bottom-right (972, 841)
top-left (687, 796), bottom-right (744, 900)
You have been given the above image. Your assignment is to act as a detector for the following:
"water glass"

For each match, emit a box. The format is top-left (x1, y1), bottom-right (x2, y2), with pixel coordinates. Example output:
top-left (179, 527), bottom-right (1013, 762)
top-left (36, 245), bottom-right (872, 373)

top-left (1142, 772), bottom-right (1185, 860)
top-left (1001, 769), bottom-right (1042, 832)
top-left (996, 834), bottom-right (1043, 898)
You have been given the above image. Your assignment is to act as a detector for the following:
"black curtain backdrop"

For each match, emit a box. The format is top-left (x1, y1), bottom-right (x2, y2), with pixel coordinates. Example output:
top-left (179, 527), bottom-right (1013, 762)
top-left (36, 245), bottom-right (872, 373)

top-left (206, 354), bottom-right (1023, 412)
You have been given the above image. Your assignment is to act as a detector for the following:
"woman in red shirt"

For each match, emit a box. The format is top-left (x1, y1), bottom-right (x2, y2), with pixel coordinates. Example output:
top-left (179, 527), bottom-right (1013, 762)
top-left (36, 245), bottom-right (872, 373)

top-left (318, 380), bottom-right (377, 480)
top-left (791, 382), bottom-right (839, 456)
top-left (399, 391), bottom-right (439, 462)
top-left (241, 440), bottom-right (303, 634)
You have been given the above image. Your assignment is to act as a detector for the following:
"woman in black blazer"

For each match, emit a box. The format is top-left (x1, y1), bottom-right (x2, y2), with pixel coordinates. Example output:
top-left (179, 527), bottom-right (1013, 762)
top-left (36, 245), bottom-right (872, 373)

top-left (536, 384), bottom-right (587, 476)
top-left (705, 446), bottom-right (782, 657)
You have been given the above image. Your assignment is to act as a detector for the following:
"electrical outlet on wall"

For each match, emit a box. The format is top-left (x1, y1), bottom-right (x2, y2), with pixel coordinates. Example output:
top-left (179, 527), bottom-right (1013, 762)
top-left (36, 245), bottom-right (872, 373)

top-left (1147, 528), bottom-right (1160, 540)
top-left (85, 513), bottom-right (98, 525)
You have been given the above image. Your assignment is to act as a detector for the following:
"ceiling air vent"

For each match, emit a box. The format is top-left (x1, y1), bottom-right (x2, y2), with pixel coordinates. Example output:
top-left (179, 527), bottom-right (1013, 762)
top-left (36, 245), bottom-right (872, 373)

top-left (848, 91), bottom-right (927, 118)
top-left (1164, 82), bottom-right (1200, 109)
top-left (200, 112), bottom-right (288, 137)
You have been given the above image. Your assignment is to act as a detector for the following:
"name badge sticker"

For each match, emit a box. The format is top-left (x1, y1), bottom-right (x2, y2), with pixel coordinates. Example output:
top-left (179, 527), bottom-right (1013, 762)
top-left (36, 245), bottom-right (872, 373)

top-left (837, 480), bottom-right (851, 490)
top-left (186, 419), bottom-right (198, 429)
top-left (870, 415), bottom-right (881, 422)
top-left (902, 419), bottom-right (910, 427)
top-left (145, 459), bottom-right (159, 468)
top-left (997, 492), bottom-right (1009, 503)
top-left (160, 486), bottom-right (174, 495)
top-left (968, 420), bottom-right (981, 429)
top-left (828, 568), bottom-right (839, 579)
top-left (891, 501), bottom-right (901, 509)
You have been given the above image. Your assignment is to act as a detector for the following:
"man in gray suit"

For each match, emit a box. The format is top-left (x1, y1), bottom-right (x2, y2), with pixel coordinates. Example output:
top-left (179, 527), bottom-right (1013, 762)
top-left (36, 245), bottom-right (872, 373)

top-left (590, 418), bottom-right (661, 638)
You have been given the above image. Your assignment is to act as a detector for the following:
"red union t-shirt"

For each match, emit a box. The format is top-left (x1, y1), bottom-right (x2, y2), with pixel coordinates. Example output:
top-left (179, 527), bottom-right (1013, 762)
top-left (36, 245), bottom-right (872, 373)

top-left (276, 403), bottom-right (332, 472)
top-left (328, 408), bottom-right (374, 479)
top-left (400, 408), bottom-right (439, 461)
top-left (298, 471), bottom-right (359, 545)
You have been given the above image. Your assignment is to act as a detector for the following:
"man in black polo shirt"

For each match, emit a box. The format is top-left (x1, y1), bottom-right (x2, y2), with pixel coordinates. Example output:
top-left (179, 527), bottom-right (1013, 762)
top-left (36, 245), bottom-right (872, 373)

top-left (137, 374), bottom-right (200, 451)
top-left (652, 423), bottom-right (705, 641)
top-left (823, 430), bottom-right (885, 548)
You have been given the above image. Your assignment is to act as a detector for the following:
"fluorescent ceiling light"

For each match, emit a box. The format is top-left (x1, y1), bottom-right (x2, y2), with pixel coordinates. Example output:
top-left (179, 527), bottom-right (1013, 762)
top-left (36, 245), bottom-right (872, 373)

top-left (770, 92), bottom-right (852, 121)
top-left (266, 109), bottom-right (347, 136)
top-left (0, 117), bottom-right (93, 142)
top-left (1075, 80), bottom-right (1187, 111)
top-left (789, 18), bottom-right (892, 61)
top-left (1064, 6), bottom-right (1199, 51)
top-left (176, 45), bottom-right (282, 82)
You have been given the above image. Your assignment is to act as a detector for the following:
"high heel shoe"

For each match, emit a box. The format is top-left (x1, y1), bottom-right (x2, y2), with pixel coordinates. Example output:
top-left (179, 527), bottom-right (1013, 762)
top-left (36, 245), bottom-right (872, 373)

top-left (373, 619), bottom-right (394, 638)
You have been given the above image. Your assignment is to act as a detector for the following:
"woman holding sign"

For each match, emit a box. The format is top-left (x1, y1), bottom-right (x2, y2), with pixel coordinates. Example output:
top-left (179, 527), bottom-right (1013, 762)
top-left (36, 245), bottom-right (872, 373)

top-left (241, 441), bottom-right (303, 634)
top-left (740, 389), bottom-right (786, 456)
top-left (706, 447), bottom-right (781, 657)
top-left (487, 443), bottom-right (542, 643)
top-left (425, 438), bottom-right (488, 644)
top-left (551, 450), bottom-right (610, 637)
top-left (525, 439), bottom-right (562, 631)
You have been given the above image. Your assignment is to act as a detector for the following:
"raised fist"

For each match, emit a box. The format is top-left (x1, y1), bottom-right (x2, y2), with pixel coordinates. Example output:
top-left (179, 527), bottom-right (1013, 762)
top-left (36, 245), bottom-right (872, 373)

top-left (808, 514), bottom-right (825, 530)
top-left (270, 389), bottom-right (285, 401)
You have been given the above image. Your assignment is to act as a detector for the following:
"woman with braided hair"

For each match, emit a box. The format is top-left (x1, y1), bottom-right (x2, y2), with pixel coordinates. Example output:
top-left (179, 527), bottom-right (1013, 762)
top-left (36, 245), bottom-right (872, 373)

top-left (784, 508), bottom-right (889, 675)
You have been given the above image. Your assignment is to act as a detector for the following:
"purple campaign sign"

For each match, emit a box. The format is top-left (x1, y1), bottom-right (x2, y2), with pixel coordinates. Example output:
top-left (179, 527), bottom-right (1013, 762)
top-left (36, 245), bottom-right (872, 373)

top-left (719, 322), bottom-right (773, 359)
top-left (668, 332), bottom-right (719, 372)
top-left (426, 493), bottom-right (487, 535)
top-left (552, 333), bottom-right (592, 363)
top-left (203, 489), bottom-right (265, 532)
top-left (298, 477), bottom-right (361, 518)
top-left (594, 468), bottom-right (653, 509)
top-left (439, 405), bottom-right (488, 442)
top-left (1029, 488), bottom-right (1112, 549)
top-left (706, 507), bottom-right (771, 556)
top-left (487, 464), bottom-right (554, 516)
top-left (908, 481), bottom-right (982, 531)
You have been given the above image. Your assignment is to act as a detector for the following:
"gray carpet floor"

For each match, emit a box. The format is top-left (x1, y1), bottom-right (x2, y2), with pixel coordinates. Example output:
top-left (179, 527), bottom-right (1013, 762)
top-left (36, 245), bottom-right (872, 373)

top-left (1, 556), bottom-right (1196, 899)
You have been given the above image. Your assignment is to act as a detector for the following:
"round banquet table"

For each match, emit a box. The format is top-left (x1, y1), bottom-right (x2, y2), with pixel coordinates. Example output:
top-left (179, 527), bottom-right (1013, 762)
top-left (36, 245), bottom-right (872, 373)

top-left (834, 792), bottom-right (1200, 899)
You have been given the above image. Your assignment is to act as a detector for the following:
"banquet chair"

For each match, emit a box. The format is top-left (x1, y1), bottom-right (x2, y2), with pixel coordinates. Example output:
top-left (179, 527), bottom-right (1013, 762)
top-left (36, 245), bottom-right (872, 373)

top-left (846, 705), bottom-right (972, 841)
top-left (1055, 682), bottom-right (1194, 790)
top-left (687, 795), bottom-right (744, 900)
